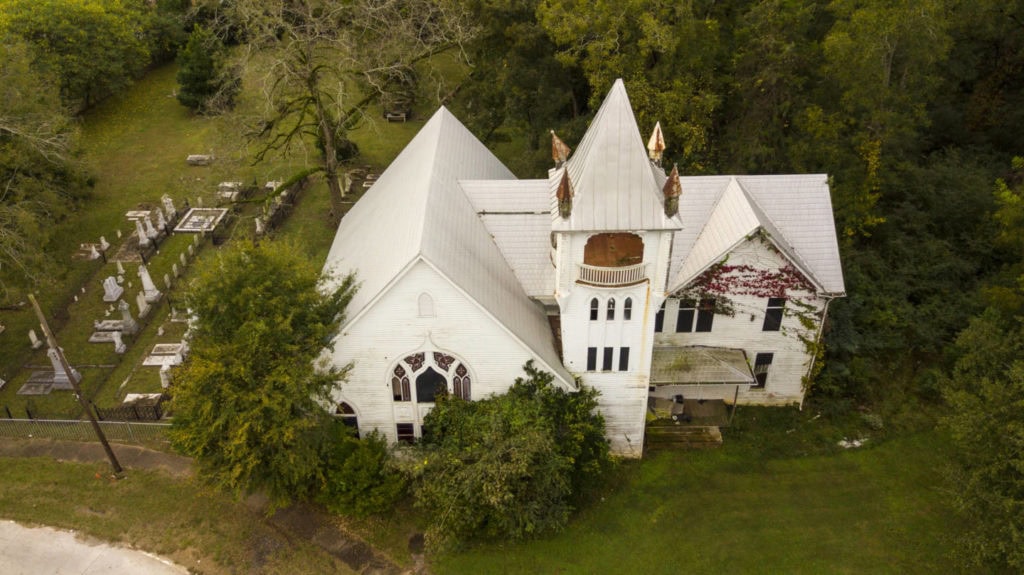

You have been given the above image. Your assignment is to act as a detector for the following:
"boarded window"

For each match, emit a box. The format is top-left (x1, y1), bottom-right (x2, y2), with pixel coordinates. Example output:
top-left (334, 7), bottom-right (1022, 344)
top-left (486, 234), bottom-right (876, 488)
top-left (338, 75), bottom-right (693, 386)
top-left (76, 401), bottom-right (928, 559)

top-left (655, 302), bottom-right (665, 332)
top-left (396, 423), bottom-right (415, 443)
top-left (587, 347), bottom-right (597, 371)
top-left (696, 299), bottom-right (715, 332)
top-left (619, 347), bottom-right (630, 371)
top-left (753, 353), bottom-right (774, 388)
top-left (607, 298), bottom-right (616, 320)
top-left (418, 293), bottom-right (434, 317)
top-left (415, 367), bottom-right (446, 403)
top-left (675, 299), bottom-right (695, 332)
top-left (763, 298), bottom-right (785, 331)
top-left (602, 347), bottom-right (613, 371)
top-left (590, 298), bottom-right (599, 321)
top-left (623, 297), bottom-right (632, 321)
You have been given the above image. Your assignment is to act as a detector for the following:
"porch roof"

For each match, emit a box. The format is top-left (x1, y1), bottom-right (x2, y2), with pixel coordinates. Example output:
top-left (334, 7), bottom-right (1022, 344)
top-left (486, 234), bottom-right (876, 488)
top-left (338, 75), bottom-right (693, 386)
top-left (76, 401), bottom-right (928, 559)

top-left (650, 346), bottom-right (755, 385)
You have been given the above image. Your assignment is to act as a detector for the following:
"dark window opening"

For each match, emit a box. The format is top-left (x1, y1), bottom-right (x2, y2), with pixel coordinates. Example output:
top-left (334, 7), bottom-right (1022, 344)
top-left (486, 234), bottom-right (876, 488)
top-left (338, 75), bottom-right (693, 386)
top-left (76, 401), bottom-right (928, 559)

top-left (415, 367), bottom-right (447, 403)
top-left (396, 423), bottom-right (415, 443)
top-left (590, 298), bottom-right (599, 321)
top-left (696, 299), bottom-right (715, 332)
top-left (676, 299), bottom-right (695, 333)
top-left (587, 347), bottom-right (597, 371)
top-left (619, 347), bottom-right (630, 371)
top-left (602, 347), bottom-right (613, 371)
top-left (583, 233), bottom-right (644, 267)
top-left (763, 297), bottom-right (785, 331)
top-left (753, 353), bottom-right (774, 388)
top-left (655, 302), bottom-right (665, 332)
top-left (335, 402), bottom-right (359, 437)
top-left (607, 298), bottom-right (616, 320)
top-left (624, 298), bottom-right (633, 321)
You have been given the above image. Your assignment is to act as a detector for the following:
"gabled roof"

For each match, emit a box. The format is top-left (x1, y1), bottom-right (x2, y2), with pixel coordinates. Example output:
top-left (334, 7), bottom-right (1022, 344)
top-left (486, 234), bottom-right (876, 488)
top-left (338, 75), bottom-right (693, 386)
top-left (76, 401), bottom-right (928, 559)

top-left (322, 108), bottom-right (572, 385)
top-left (665, 174), bottom-right (845, 296)
top-left (553, 79), bottom-right (681, 232)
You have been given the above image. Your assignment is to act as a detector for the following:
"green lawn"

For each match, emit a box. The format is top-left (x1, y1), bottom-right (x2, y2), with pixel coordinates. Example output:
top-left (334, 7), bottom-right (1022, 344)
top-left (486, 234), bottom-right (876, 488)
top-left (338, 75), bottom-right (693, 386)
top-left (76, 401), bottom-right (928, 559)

top-left (432, 430), bottom-right (959, 574)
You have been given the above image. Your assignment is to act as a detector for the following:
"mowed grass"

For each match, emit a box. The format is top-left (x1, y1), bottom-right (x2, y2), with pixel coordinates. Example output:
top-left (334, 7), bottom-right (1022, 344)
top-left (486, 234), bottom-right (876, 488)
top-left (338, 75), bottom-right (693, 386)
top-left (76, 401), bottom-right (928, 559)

top-left (0, 456), bottom-right (352, 574)
top-left (432, 430), bottom-right (959, 575)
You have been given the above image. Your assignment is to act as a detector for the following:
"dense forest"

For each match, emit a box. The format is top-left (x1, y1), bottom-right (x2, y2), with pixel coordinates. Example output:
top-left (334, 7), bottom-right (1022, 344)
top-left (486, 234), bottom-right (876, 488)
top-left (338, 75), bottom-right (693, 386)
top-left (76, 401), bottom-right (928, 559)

top-left (2, 0), bottom-right (1023, 569)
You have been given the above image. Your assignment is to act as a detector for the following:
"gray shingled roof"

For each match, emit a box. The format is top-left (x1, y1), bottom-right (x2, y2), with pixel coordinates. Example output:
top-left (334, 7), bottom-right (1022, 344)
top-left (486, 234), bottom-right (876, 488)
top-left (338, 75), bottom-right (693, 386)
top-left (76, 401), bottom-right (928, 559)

top-left (650, 346), bottom-right (755, 385)
top-left (322, 108), bottom-right (573, 386)
top-left (553, 79), bottom-right (682, 232)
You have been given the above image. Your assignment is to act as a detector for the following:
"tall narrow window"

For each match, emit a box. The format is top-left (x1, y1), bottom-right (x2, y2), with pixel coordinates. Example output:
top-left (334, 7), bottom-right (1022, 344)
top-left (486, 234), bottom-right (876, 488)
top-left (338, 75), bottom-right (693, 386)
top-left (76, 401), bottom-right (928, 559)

top-left (676, 299), bottom-right (695, 332)
top-left (590, 298), bottom-right (599, 321)
top-left (453, 364), bottom-right (471, 400)
top-left (619, 347), bottom-right (630, 371)
top-left (607, 298), bottom-right (616, 320)
top-left (655, 302), bottom-right (665, 332)
top-left (753, 353), bottom-right (774, 388)
top-left (623, 298), bottom-right (633, 321)
top-left (392, 365), bottom-right (410, 401)
top-left (602, 347), bottom-right (614, 371)
top-left (586, 347), bottom-right (597, 371)
top-left (695, 298), bottom-right (715, 332)
top-left (763, 298), bottom-right (785, 331)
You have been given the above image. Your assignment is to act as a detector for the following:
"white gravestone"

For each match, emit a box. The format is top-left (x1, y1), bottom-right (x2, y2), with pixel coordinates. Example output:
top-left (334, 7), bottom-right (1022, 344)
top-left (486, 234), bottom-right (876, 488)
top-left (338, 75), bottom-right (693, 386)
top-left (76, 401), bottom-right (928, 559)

top-left (102, 276), bottom-right (123, 302)
top-left (29, 329), bottom-right (43, 349)
top-left (159, 365), bottom-right (172, 388)
top-left (111, 330), bottom-right (126, 354)
top-left (255, 217), bottom-right (264, 235)
top-left (156, 209), bottom-right (167, 231)
top-left (135, 219), bottom-right (150, 248)
top-left (164, 273), bottom-right (172, 290)
top-left (119, 299), bottom-right (138, 335)
top-left (88, 244), bottom-right (101, 260)
top-left (144, 215), bottom-right (160, 240)
top-left (116, 260), bottom-right (125, 275)
top-left (179, 252), bottom-right (187, 267)
top-left (162, 194), bottom-right (176, 220)
top-left (116, 228), bottom-right (122, 239)
top-left (99, 236), bottom-right (110, 251)
top-left (47, 347), bottom-right (81, 389)
top-left (187, 244), bottom-right (195, 257)
top-left (136, 291), bottom-right (152, 319)
top-left (172, 263), bottom-right (179, 278)
top-left (138, 264), bottom-right (161, 303)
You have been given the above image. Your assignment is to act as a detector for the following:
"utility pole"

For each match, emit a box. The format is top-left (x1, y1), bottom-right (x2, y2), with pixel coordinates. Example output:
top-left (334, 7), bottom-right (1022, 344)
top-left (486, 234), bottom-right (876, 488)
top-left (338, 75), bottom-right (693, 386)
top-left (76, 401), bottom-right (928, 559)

top-left (28, 294), bottom-right (124, 478)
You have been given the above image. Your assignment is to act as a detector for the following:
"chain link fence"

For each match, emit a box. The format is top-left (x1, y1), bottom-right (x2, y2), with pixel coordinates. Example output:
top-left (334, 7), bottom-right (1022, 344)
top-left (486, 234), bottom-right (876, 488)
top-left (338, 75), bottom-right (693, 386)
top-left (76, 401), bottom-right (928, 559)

top-left (0, 418), bottom-right (170, 445)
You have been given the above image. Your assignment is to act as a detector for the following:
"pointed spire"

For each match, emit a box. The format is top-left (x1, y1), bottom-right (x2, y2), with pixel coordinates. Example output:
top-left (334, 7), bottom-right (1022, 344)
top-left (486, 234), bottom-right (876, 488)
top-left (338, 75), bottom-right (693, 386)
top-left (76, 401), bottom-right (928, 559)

top-left (647, 121), bottom-right (665, 165)
top-left (556, 169), bottom-right (573, 218)
top-left (551, 130), bottom-right (571, 167)
top-left (663, 163), bottom-right (681, 217)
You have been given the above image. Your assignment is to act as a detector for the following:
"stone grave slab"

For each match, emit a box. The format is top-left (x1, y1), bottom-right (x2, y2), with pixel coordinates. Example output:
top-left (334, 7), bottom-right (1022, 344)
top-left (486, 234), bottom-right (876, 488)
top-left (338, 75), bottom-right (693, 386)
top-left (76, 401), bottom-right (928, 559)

top-left (125, 210), bottom-right (152, 220)
top-left (88, 331), bottom-right (118, 343)
top-left (17, 381), bottom-right (52, 395)
top-left (94, 320), bottom-right (123, 331)
top-left (173, 208), bottom-right (228, 233)
top-left (143, 343), bottom-right (184, 366)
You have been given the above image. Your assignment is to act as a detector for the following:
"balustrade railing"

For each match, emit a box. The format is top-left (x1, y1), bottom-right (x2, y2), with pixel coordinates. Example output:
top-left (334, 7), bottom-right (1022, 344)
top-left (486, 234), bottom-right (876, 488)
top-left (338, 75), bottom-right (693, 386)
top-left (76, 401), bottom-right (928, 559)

top-left (576, 262), bottom-right (650, 287)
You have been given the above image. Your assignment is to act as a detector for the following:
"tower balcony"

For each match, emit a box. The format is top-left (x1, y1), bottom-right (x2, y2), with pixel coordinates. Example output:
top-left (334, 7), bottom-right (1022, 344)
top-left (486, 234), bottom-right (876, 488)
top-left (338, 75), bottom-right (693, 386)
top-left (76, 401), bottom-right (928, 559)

top-left (576, 262), bottom-right (650, 287)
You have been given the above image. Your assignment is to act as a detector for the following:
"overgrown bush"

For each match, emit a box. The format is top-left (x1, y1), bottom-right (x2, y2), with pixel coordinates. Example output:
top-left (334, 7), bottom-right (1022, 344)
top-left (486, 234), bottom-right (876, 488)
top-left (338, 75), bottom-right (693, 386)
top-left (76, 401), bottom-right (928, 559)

top-left (175, 25), bottom-right (239, 113)
top-left (316, 425), bottom-right (405, 517)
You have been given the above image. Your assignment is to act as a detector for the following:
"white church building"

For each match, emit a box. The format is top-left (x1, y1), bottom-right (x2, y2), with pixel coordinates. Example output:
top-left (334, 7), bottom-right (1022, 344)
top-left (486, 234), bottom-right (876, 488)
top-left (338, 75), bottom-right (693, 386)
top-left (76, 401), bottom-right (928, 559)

top-left (322, 80), bottom-right (845, 457)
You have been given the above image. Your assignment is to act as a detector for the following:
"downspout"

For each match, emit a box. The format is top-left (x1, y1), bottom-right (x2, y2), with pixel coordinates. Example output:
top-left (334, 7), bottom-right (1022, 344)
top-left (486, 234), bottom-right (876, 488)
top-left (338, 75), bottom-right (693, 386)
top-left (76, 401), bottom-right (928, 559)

top-left (799, 295), bottom-right (835, 411)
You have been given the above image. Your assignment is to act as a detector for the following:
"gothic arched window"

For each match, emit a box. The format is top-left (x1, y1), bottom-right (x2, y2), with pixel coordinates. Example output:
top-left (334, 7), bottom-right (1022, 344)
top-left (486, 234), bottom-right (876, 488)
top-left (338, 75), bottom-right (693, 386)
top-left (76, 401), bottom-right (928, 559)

top-left (607, 297), bottom-right (616, 320)
top-left (624, 297), bottom-right (633, 321)
top-left (590, 298), bottom-right (599, 320)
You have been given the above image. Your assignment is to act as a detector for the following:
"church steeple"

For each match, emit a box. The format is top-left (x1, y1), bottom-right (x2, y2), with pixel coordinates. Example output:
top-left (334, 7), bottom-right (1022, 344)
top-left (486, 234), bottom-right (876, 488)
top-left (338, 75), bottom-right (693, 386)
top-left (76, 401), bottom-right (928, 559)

top-left (663, 163), bottom-right (681, 218)
top-left (551, 130), bottom-right (571, 168)
top-left (647, 121), bottom-right (666, 166)
top-left (556, 168), bottom-right (574, 218)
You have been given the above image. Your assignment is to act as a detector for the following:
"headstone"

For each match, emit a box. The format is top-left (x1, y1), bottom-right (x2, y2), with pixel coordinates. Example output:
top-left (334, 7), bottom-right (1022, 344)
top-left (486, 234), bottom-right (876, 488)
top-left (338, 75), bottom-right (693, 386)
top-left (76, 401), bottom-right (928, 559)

top-left (102, 276), bottom-right (124, 302)
top-left (136, 291), bottom-right (152, 319)
top-left (172, 263), bottom-right (179, 278)
top-left (111, 330), bottom-right (126, 354)
top-left (159, 365), bottom-right (172, 388)
top-left (73, 295), bottom-right (79, 303)
top-left (197, 196), bottom-right (203, 208)
top-left (138, 264), bottom-right (161, 303)
top-left (29, 329), bottom-right (43, 349)
top-left (88, 244), bottom-right (101, 260)
top-left (188, 244), bottom-right (195, 256)
top-left (162, 194), bottom-right (176, 220)
top-left (157, 326), bottom-right (164, 336)
top-left (119, 299), bottom-right (138, 335)
top-left (255, 217), bottom-right (264, 235)
top-left (99, 236), bottom-right (110, 251)
top-left (116, 260), bottom-right (125, 275)
top-left (135, 219), bottom-right (150, 248)
top-left (143, 215), bottom-right (159, 240)
top-left (116, 228), bottom-right (122, 239)
top-left (116, 275), bottom-right (124, 284)
top-left (164, 273), bottom-right (172, 290)
top-left (47, 347), bottom-right (81, 389)
top-left (179, 252), bottom-right (187, 267)
top-left (156, 208), bottom-right (167, 231)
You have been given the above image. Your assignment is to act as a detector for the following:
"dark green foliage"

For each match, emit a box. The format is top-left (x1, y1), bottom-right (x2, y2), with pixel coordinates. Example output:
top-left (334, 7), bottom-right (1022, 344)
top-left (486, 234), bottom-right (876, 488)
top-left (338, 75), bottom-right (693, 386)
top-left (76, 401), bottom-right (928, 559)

top-left (413, 362), bottom-right (609, 548)
top-left (175, 25), bottom-right (239, 113)
top-left (315, 425), bottom-right (405, 517)
top-left (169, 240), bottom-right (356, 508)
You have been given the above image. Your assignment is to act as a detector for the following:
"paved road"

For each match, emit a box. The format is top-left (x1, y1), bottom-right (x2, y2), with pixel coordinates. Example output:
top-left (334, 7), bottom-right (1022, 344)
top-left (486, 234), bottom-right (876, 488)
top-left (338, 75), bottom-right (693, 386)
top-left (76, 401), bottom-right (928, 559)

top-left (0, 520), bottom-right (188, 575)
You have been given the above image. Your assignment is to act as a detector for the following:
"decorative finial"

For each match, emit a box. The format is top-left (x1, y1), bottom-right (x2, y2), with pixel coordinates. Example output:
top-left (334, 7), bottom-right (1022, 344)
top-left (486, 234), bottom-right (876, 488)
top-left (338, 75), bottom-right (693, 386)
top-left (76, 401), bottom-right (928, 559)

top-left (663, 163), bottom-right (681, 217)
top-left (647, 121), bottom-right (665, 166)
top-left (551, 130), bottom-right (571, 167)
top-left (556, 169), bottom-right (573, 219)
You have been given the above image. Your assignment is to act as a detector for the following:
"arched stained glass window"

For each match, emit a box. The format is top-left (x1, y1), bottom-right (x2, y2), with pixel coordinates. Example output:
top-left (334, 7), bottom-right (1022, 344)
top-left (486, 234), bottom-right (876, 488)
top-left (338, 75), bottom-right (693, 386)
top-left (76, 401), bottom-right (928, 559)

top-left (607, 297), bottom-right (616, 320)
top-left (590, 298), bottom-right (599, 320)
top-left (453, 363), bottom-right (471, 400)
top-left (392, 365), bottom-right (410, 401)
top-left (624, 297), bottom-right (633, 321)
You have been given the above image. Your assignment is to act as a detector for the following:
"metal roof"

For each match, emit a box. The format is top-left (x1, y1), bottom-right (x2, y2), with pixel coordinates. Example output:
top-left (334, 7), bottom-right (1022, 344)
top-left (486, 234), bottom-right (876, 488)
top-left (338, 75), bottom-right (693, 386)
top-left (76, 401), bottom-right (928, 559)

top-left (322, 108), bottom-right (573, 386)
top-left (553, 79), bottom-right (682, 232)
top-left (650, 346), bottom-right (755, 385)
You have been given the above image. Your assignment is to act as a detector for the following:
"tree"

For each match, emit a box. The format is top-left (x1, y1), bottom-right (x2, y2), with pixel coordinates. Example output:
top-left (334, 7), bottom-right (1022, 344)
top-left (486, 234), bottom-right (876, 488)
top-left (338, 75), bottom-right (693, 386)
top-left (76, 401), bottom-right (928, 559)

top-left (0, 0), bottom-right (151, 111)
top-left (169, 240), bottom-right (356, 508)
top-left (214, 0), bottom-right (476, 219)
top-left (0, 37), bottom-right (87, 300)
top-left (412, 362), bottom-right (609, 548)
top-left (176, 25), bottom-right (239, 113)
